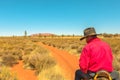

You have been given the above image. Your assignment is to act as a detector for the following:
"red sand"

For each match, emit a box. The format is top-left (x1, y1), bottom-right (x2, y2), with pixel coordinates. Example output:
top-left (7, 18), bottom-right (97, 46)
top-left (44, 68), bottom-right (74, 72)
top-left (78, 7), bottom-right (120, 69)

top-left (11, 61), bottom-right (37, 80)
top-left (38, 42), bottom-right (79, 80)
top-left (11, 42), bottom-right (79, 80)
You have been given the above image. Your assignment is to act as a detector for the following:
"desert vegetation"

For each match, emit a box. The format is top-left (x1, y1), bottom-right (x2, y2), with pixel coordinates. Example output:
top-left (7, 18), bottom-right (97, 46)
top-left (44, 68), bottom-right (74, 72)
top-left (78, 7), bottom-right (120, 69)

top-left (102, 38), bottom-right (120, 70)
top-left (0, 66), bottom-right (18, 80)
top-left (37, 37), bottom-right (85, 56)
top-left (0, 34), bottom-right (120, 80)
top-left (32, 35), bottom-right (120, 71)
top-left (0, 37), bottom-right (66, 80)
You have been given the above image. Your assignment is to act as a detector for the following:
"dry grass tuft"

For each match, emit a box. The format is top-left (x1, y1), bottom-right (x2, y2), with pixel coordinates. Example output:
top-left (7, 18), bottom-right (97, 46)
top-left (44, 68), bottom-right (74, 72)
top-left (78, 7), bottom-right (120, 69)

top-left (0, 66), bottom-right (18, 80)
top-left (38, 65), bottom-right (67, 80)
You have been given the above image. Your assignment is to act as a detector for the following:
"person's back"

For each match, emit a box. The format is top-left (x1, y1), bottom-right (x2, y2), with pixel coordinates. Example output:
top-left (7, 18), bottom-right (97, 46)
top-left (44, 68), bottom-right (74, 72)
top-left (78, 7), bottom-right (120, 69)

top-left (80, 37), bottom-right (113, 73)
top-left (75, 27), bottom-right (120, 80)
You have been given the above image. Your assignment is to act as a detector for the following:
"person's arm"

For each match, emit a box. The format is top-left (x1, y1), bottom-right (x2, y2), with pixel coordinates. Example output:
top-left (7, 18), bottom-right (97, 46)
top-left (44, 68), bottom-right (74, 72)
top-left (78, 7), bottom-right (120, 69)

top-left (79, 47), bottom-right (90, 73)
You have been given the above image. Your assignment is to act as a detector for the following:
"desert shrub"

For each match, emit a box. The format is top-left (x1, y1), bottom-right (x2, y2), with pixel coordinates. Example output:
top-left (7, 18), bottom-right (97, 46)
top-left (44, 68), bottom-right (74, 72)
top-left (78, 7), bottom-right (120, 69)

top-left (1, 54), bottom-right (18, 67)
top-left (38, 65), bottom-right (66, 80)
top-left (22, 55), bottom-right (29, 66)
top-left (0, 66), bottom-right (18, 80)
top-left (113, 55), bottom-right (120, 71)
top-left (77, 46), bottom-right (83, 54)
top-left (23, 46), bottom-right (56, 74)
top-left (10, 49), bottom-right (22, 60)
top-left (23, 42), bottom-right (38, 55)
top-left (35, 55), bottom-right (56, 74)
top-left (70, 44), bottom-right (78, 49)
top-left (0, 37), bottom-right (31, 66)
top-left (61, 45), bottom-right (67, 49)
top-left (102, 38), bottom-right (120, 71)
top-left (112, 45), bottom-right (120, 55)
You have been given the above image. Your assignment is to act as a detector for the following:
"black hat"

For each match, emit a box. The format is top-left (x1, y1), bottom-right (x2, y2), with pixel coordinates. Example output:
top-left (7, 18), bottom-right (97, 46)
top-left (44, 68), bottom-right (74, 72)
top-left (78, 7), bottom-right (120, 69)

top-left (80, 27), bottom-right (97, 40)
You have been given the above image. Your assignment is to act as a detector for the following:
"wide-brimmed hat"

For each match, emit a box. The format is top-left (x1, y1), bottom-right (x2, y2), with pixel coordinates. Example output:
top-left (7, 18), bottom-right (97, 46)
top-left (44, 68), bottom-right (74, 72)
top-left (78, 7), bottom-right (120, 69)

top-left (80, 27), bottom-right (97, 40)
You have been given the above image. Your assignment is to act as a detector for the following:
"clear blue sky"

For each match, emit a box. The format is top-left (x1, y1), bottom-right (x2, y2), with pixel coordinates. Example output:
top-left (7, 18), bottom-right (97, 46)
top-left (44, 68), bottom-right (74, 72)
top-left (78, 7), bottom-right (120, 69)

top-left (0, 0), bottom-right (120, 36)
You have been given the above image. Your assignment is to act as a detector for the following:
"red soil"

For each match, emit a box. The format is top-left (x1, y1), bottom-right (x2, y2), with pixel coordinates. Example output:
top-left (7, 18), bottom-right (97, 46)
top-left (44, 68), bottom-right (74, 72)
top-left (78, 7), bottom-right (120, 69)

top-left (11, 42), bottom-right (79, 80)
top-left (11, 61), bottom-right (37, 80)
top-left (38, 42), bottom-right (79, 80)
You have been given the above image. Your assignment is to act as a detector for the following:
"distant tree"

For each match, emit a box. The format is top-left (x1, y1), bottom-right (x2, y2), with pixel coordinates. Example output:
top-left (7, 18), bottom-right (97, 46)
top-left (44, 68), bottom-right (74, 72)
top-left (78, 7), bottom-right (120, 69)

top-left (114, 33), bottom-right (119, 37)
top-left (24, 30), bottom-right (27, 37)
top-left (73, 34), bottom-right (75, 37)
top-left (61, 34), bottom-right (64, 38)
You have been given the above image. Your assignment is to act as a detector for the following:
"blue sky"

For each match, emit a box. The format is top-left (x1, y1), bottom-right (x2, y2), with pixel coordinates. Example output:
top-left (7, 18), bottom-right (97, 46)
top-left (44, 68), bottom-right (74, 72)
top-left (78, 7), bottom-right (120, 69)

top-left (0, 0), bottom-right (120, 36)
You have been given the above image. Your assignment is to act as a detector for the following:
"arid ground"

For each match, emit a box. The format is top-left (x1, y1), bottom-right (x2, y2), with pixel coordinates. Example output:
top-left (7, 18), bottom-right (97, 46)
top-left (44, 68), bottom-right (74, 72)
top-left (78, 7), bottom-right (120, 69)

top-left (11, 42), bottom-right (79, 80)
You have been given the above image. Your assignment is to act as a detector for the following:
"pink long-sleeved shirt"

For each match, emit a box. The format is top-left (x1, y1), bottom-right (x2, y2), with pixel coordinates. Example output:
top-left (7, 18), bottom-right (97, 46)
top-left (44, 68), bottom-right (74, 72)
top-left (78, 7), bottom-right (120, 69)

top-left (79, 37), bottom-right (113, 73)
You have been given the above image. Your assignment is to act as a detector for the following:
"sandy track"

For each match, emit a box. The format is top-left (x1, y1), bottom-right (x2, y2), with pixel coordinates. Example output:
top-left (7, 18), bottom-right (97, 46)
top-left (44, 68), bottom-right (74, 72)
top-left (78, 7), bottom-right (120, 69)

top-left (11, 61), bottom-right (37, 80)
top-left (38, 42), bottom-right (79, 80)
top-left (11, 42), bottom-right (79, 80)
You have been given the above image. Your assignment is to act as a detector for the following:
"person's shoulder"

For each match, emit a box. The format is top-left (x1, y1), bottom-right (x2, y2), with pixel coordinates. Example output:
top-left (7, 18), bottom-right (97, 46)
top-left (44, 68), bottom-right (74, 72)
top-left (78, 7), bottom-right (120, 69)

top-left (83, 43), bottom-right (91, 51)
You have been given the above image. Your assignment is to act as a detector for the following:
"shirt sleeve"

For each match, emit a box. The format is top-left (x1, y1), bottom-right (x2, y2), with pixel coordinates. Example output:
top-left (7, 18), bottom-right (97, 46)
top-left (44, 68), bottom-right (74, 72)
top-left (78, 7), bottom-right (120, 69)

top-left (79, 47), bottom-right (90, 73)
